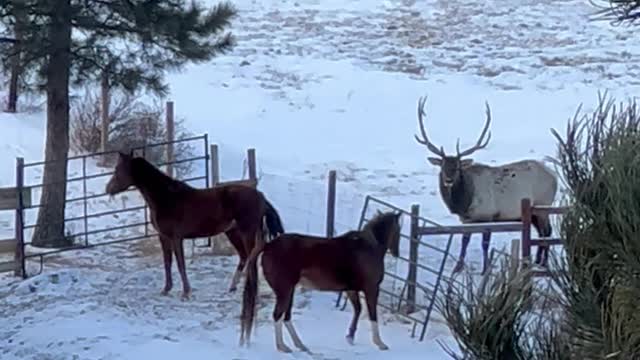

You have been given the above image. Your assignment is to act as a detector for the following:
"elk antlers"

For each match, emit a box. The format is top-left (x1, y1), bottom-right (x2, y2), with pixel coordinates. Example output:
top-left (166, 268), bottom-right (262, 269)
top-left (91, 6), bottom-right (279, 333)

top-left (414, 96), bottom-right (446, 157)
top-left (414, 95), bottom-right (492, 158)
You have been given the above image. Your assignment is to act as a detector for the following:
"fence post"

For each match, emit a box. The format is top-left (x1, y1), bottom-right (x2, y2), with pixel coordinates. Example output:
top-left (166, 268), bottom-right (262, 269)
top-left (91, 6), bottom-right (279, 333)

top-left (326, 170), bottom-right (336, 238)
top-left (210, 144), bottom-right (220, 185)
top-left (247, 148), bottom-right (256, 183)
top-left (165, 101), bottom-right (175, 177)
top-left (521, 198), bottom-right (532, 266)
top-left (14, 157), bottom-right (25, 278)
top-left (406, 203), bottom-right (420, 314)
top-left (510, 238), bottom-right (520, 277)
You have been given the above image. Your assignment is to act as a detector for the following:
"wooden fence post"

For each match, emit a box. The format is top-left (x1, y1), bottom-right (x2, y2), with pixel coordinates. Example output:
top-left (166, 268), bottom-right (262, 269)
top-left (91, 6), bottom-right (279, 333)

top-left (406, 203), bottom-right (420, 314)
top-left (210, 144), bottom-right (220, 185)
top-left (14, 157), bottom-right (25, 278)
top-left (326, 170), bottom-right (337, 238)
top-left (247, 148), bottom-right (256, 183)
top-left (510, 238), bottom-right (520, 277)
top-left (165, 101), bottom-right (175, 177)
top-left (521, 198), bottom-right (532, 266)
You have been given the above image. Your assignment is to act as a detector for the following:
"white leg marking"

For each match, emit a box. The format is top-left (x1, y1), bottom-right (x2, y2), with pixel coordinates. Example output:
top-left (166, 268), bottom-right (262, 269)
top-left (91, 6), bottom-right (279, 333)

top-left (275, 319), bottom-right (292, 353)
top-left (370, 321), bottom-right (389, 350)
top-left (284, 321), bottom-right (309, 352)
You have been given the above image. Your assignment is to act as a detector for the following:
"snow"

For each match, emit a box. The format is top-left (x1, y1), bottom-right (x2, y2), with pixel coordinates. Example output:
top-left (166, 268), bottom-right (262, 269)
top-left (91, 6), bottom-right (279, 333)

top-left (2, 0), bottom-right (640, 358)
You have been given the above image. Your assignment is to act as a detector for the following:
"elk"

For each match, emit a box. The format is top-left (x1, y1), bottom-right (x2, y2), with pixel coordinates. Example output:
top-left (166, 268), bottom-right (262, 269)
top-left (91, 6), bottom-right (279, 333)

top-left (413, 96), bottom-right (558, 274)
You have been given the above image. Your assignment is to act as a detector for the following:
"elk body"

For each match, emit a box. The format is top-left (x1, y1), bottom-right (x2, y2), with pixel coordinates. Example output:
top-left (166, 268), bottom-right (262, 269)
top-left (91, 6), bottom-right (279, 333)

top-left (414, 96), bottom-right (558, 273)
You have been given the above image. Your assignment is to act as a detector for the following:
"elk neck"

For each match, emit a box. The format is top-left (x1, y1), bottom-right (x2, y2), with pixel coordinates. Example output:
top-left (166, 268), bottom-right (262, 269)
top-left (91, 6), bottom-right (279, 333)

top-left (439, 171), bottom-right (474, 217)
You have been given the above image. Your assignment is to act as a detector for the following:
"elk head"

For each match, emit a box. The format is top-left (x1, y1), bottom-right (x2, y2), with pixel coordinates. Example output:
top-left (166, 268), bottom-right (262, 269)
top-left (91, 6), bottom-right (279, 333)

top-left (414, 96), bottom-right (492, 188)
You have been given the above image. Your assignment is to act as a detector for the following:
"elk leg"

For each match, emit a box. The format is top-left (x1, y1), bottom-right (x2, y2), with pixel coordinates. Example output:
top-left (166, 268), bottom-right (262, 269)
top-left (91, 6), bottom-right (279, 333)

top-left (284, 290), bottom-right (309, 352)
top-left (364, 285), bottom-right (388, 350)
top-left (273, 286), bottom-right (295, 353)
top-left (481, 231), bottom-right (491, 275)
top-left (173, 237), bottom-right (192, 300)
top-left (540, 246), bottom-right (549, 267)
top-left (225, 228), bottom-right (247, 293)
top-left (159, 235), bottom-right (173, 295)
top-left (345, 290), bottom-right (361, 345)
top-left (534, 247), bottom-right (543, 266)
top-left (453, 233), bottom-right (472, 273)
top-left (532, 215), bottom-right (552, 267)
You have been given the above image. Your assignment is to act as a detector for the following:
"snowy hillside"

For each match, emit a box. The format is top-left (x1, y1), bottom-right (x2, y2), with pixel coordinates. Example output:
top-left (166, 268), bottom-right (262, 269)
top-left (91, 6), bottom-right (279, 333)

top-left (2, 0), bottom-right (640, 359)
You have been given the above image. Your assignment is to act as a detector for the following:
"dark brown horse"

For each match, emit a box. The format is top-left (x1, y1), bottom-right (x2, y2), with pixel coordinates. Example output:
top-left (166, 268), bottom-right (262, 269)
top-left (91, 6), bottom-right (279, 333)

top-left (239, 211), bottom-right (401, 353)
top-left (105, 152), bottom-right (284, 299)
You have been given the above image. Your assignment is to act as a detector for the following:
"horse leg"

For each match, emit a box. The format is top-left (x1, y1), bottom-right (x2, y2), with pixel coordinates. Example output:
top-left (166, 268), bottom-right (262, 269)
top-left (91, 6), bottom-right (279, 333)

top-left (225, 228), bottom-right (247, 293)
top-left (481, 231), bottom-right (491, 275)
top-left (364, 285), bottom-right (388, 350)
top-left (159, 234), bottom-right (173, 295)
top-left (273, 286), bottom-right (295, 353)
top-left (173, 237), bottom-right (192, 300)
top-left (283, 289), bottom-right (309, 352)
top-left (345, 290), bottom-right (361, 345)
top-left (453, 233), bottom-right (471, 273)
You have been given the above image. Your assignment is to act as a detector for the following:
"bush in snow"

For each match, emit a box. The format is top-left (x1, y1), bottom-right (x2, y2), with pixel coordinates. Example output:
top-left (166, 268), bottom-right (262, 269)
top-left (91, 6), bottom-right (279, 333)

top-left (550, 92), bottom-right (640, 358)
top-left (70, 89), bottom-right (196, 178)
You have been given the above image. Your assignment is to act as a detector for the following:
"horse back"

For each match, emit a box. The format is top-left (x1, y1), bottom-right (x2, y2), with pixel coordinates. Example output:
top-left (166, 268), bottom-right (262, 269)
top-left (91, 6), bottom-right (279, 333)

top-left (262, 233), bottom-right (382, 291)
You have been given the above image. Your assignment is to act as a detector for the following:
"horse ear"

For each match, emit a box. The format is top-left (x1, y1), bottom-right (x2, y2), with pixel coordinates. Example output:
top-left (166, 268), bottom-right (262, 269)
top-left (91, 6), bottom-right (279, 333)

top-left (117, 149), bottom-right (132, 161)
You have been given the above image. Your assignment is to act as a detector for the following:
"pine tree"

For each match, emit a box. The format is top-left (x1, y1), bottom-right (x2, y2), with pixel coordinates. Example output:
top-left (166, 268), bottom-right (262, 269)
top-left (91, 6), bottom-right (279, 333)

top-left (3, 0), bottom-right (27, 113)
top-left (0, 0), bottom-right (237, 247)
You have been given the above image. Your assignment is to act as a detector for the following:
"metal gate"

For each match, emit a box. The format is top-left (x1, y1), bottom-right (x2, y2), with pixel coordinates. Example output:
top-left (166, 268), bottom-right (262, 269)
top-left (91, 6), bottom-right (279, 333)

top-left (335, 195), bottom-right (454, 341)
top-left (16, 135), bottom-right (210, 276)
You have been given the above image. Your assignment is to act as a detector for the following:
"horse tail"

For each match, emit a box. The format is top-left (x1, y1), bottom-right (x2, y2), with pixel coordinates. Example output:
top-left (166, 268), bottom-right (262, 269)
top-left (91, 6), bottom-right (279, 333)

top-left (240, 233), bottom-right (266, 345)
top-left (263, 198), bottom-right (284, 240)
top-left (244, 195), bottom-right (283, 278)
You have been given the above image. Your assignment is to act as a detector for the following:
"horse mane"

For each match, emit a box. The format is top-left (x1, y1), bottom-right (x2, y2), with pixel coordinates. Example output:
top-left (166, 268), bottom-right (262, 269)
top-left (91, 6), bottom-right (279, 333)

top-left (361, 211), bottom-right (397, 247)
top-left (132, 157), bottom-right (194, 193)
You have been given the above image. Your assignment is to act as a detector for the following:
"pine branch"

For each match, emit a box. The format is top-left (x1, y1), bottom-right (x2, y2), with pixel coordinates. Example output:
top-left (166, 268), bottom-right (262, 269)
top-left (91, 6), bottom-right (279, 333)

top-left (0, 0), bottom-right (237, 95)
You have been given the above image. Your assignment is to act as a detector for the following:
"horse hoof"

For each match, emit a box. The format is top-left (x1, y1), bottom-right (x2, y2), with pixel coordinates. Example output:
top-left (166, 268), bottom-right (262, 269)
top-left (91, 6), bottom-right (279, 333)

top-left (296, 344), bottom-right (310, 353)
top-left (346, 335), bottom-right (354, 345)
top-left (160, 289), bottom-right (171, 296)
top-left (277, 344), bottom-right (293, 353)
top-left (229, 286), bottom-right (237, 293)
top-left (181, 291), bottom-right (192, 300)
top-left (376, 343), bottom-right (389, 351)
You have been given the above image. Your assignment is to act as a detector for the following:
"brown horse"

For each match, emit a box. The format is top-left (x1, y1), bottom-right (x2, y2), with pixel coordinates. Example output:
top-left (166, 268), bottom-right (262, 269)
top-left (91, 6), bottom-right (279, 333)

top-left (239, 211), bottom-right (401, 353)
top-left (105, 151), bottom-right (284, 299)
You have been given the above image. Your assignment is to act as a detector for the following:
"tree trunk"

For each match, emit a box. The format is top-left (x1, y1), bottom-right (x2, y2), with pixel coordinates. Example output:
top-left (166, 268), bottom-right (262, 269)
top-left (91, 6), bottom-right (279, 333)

top-left (5, 2), bottom-right (26, 113)
top-left (100, 70), bottom-right (110, 152)
top-left (31, 0), bottom-right (72, 248)
top-left (6, 59), bottom-right (19, 113)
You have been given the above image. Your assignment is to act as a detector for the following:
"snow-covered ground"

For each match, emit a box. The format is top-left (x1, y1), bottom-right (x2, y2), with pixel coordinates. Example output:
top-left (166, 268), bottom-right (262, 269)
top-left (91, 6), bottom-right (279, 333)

top-left (2, 0), bottom-right (640, 359)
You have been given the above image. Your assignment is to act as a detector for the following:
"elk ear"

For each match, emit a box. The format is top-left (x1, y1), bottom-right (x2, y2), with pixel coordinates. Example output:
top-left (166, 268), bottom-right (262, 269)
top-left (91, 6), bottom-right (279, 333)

top-left (460, 159), bottom-right (474, 168)
top-left (427, 157), bottom-right (442, 166)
